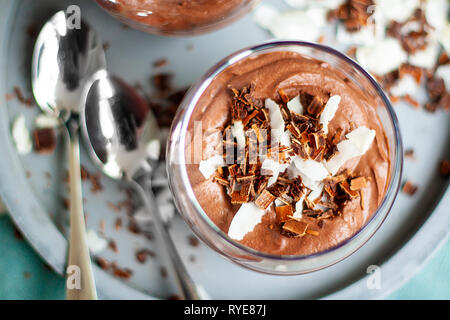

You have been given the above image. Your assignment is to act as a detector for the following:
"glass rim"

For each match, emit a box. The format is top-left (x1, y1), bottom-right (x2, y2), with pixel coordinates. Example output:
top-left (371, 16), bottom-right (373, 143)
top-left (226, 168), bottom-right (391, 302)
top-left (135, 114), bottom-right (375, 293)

top-left (169, 40), bottom-right (403, 263)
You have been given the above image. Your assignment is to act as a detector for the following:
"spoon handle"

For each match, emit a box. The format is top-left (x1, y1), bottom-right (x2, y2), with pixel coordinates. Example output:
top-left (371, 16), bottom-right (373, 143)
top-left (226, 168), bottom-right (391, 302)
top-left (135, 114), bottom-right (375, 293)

top-left (132, 177), bottom-right (202, 300)
top-left (66, 122), bottom-right (97, 300)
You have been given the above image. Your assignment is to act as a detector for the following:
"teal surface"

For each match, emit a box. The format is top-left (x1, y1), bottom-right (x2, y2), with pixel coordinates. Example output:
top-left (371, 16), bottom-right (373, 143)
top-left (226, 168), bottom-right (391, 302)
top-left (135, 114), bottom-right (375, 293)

top-left (0, 213), bottom-right (448, 300)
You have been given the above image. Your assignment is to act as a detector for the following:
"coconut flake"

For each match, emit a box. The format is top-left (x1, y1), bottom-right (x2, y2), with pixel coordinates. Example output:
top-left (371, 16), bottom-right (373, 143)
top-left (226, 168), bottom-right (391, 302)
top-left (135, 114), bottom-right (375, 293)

top-left (261, 158), bottom-right (288, 187)
top-left (286, 0), bottom-right (344, 10)
top-left (253, 4), bottom-right (279, 29)
top-left (146, 139), bottom-right (160, 160)
top-left (228, 202), bottom-right (266, 240)
top-left (287, 95), bottom-right (304, 114)
top-left (279, 130), bottom-right (292, 147)
top-left (292, 195), bottom-right (305, 220)
top-left (390, 75), bottom-right (420, 97)
top-left (231, 120), bottom-right (246, 148)
top-left (336, 24), bottom-right (379, 47)
top-left (293, 157), bottom-right (329, 182)
top-left (319, 95), bottom-right (341, 134)
top-left (438, 23), bottom-right (450, 55)
top-left (375, 0), bottom-right (420, 24)
top-left (345, 126), bottom-right (376, 154)
top-left (425, 0), bottom-right (449, 31)
top-left (265, 98), bottom-right (285, 142)
top-left (254, 7), bottom-right (327, 42)
top-left (11, 114), bottom-right (32, 155)
top-left (307, 182), bottom-right (324, 203)
top-left (34, 114), bottom-right (60, 129)
top-left (356, 38), bottom-right (407, 75)
top-left (408, 40), bottom-right (440, 69)
top-left (86, 229), bottom-right (107, 254)
top-left (198, 155), bottom-right (224, 179)
top-left (326, 126), bottom-right (375, 175)
top-left (435, 64), bottom-right (450, 92)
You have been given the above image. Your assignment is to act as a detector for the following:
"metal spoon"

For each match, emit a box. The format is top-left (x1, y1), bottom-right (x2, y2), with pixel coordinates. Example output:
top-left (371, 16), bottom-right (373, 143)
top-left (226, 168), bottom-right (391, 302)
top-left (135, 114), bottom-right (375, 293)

top-left (79, 69), bottom-right (202, 300)
top-left (31, 10), bottom-right (106, 300)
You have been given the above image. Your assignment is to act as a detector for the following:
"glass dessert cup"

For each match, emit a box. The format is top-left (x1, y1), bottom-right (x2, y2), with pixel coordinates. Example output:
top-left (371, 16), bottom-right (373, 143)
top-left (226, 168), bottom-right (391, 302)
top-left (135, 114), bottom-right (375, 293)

top-left (167, 41), bottom-right (403, 275)
top-left (95, 0), bottom-right (261, 36)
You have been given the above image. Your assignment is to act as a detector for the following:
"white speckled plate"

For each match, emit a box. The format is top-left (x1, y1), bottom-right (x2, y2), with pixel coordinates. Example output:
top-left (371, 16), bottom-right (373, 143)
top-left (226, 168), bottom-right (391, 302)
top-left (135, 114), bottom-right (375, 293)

top-left (0, 0), bottom-right (448, 299)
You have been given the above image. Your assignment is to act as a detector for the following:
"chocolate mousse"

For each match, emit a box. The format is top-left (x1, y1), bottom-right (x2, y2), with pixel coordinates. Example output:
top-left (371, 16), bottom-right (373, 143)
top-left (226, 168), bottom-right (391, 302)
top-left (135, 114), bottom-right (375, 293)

top-left (186, 51), bottom-right (390, 256)
top-left (96, 0), bottom-right (251, 33)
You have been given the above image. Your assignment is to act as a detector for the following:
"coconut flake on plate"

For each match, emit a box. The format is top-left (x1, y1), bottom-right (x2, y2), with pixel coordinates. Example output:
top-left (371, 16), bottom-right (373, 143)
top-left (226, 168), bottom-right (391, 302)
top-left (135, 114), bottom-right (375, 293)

top-left (425, 0), bottom-right (449, 31)
top-left (198, 155), bottom-right (224, 179)
top-left (438, 23), bottom-right (450, 55)
top-left (285, 0), bottom-right (345, 10)
top-left (356, 38), bottom-right (407, 75)
top-left (254, 5), bottom-right (327, 42)
top-left (319, 95), bottom-right (341, 134)
top-left (390, 75), bottom-right (420, 97)
top-left (252, 4), bottom-right (279, 30)
top-left (11, 114), bottom-right (32, 155)
top-left (86, 229), bottom-right (108, 254)
top-left (231, 120), bottom-right (246, 148)
top-left (375, 0), bottom-right (420, 24)
top-left (336, 24), bottom-right (379, 47)
top-left (146, 139), bottom-right (161, 160)
top-left (34, 114), bottom-right (60, 129)
top-left (435, 64), bottom-right (450, 91)
top-left (287, 95), bottom-right (304, 114)
top-left (228, 202), bottom-right (266, 241)
top-left (408, 39), bottom-right (440, 69)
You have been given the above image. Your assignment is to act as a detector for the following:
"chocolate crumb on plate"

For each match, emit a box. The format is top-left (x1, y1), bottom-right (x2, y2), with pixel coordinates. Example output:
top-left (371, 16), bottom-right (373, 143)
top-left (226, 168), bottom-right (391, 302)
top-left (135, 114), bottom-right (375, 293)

top-left (402, 180), bottom-right (418, 196)
top-left (33, 128), bottom-right (56, 154)
top-left (112, 264), bottom-right (133, 279)
top-left (152, 73), bottom-right (173, 93)
top-left (13, 86), bottom-right (34, 107)
top-left (95, 256), bottom-right (111, 270)
top-left (404, 148), bottom-right (415, 159)
top-left (135, 249), bottom-right (155, 263)
top-left (188, 235), bottom-right (200, 247)
top-left (114, 217), bottom-right (122, 231)
top-left (160, 266), bottom-right (168, 278)
top-left (439, 160), bottom-right (450, 178)
top-left (153, 58), bottom-right (168, 68)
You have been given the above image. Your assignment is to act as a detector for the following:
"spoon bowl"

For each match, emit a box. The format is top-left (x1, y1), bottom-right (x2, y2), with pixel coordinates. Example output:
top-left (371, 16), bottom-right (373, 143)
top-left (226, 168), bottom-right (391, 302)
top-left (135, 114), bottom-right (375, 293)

top-left (32, 10), bottom-right (106, 119)
top-left (81, 69), bottom-right (159, 180)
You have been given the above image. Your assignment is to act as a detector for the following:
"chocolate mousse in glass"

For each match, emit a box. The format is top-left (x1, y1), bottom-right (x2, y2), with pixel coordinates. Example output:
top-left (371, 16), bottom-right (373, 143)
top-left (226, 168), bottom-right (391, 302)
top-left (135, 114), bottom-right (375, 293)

top-left (167, 41), bottom-right (402, 274)
top-left (95, 0), bottom-right (260, 36)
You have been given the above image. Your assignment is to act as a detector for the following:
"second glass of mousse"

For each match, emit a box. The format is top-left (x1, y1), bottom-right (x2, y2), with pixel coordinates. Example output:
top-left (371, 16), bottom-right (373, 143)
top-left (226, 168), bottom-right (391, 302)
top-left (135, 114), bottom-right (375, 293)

top-left (95, 0), bottom-right (260, 36)
top-left (167, 41), bottom-right (402, 274)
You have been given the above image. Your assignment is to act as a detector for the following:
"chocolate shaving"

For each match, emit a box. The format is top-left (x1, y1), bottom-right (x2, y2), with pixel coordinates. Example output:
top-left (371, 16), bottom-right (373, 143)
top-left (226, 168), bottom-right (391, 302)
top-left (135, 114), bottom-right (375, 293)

top-left (275, 205), bottom-right (294, 223)
top-left (255, 189), bottom-right (276, 210)
top-left (282, 220), bottom-right (308, 237)
top-left (350, 176), bottom-right (367, 191)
